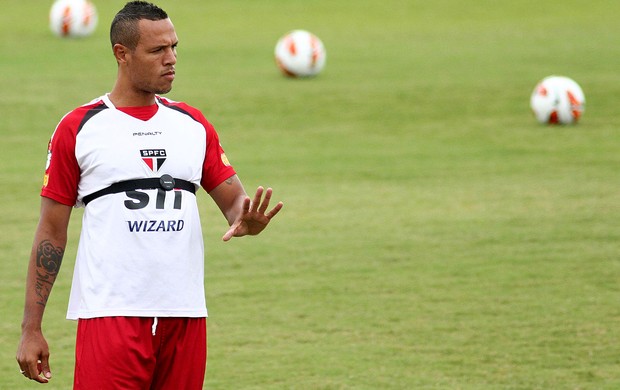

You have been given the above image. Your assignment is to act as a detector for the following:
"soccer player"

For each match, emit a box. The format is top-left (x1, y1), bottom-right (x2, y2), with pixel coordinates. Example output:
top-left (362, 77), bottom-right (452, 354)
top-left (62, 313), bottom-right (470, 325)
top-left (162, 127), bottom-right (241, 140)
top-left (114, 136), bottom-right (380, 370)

top-left (16, 1), bottom-right (283, 388)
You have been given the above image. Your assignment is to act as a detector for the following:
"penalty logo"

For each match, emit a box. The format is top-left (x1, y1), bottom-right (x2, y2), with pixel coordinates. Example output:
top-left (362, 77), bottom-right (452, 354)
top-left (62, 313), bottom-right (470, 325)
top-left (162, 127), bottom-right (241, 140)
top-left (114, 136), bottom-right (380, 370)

top-left (141, 149), bottom-right (167, 172)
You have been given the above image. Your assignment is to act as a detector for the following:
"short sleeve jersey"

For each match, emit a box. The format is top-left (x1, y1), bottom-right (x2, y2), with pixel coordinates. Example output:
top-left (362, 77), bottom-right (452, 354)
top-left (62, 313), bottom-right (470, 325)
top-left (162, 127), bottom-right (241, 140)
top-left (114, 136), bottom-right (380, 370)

top-left (43, 94), bottom-right (235, 319)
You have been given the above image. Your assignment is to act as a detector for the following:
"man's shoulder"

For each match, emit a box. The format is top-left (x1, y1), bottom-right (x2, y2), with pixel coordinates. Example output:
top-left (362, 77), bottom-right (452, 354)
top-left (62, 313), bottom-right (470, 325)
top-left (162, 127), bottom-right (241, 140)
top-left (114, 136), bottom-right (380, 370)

top-left (72, 96), bottom-right (108, 114)
top-left (56, 97), bottom-right (109, 133)
top-left (156, 96), bottom-right (209, 123)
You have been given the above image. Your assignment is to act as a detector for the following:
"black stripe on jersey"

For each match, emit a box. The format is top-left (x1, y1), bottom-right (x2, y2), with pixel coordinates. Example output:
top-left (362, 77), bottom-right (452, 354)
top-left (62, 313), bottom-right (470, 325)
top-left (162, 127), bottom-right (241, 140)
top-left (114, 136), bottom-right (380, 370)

top-left (157, 97), bottom-right (200, 123)
top-left (77, 102), bottom-right (109, 134)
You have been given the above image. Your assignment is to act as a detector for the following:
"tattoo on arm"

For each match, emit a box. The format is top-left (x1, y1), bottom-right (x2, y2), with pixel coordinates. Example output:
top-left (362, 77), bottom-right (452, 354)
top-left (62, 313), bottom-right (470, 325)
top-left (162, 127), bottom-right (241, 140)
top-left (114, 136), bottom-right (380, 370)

top-left (35, 240), bottom-right (64, 307)
top-left (225, 177), bottom-right (234, 185)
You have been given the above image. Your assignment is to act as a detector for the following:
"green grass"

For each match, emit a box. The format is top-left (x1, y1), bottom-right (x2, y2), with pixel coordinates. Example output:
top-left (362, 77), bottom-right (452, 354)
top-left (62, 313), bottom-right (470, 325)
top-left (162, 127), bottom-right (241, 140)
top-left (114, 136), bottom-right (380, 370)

top-left (1, 0), bottom-right (619, 388)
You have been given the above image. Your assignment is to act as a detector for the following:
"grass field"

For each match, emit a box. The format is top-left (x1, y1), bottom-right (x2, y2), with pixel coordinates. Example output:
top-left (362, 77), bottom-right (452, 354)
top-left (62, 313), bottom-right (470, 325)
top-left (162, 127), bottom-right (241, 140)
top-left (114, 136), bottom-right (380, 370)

top-left (1, 0), bottom-right (619, 388)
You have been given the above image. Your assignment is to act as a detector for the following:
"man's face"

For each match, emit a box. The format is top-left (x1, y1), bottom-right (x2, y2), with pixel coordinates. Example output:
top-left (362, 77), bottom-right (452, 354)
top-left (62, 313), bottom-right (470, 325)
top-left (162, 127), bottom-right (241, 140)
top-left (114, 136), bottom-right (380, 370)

top-left (126, 18), bottom-right (178, 96)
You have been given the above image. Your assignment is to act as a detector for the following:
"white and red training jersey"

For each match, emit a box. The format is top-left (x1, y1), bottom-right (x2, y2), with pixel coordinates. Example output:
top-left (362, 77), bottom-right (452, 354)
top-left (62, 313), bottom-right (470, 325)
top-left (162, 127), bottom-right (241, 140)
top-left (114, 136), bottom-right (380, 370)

top-left (42, 94), bottom-right (235, 320)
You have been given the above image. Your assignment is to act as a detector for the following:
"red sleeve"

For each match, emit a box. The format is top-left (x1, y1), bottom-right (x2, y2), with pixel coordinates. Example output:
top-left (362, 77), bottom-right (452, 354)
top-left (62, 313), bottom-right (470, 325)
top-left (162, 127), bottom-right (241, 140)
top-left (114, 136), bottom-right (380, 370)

top-left (200, 118), bottom-right (236, 192)
top-left (41, 110), bottom-right (82, 206)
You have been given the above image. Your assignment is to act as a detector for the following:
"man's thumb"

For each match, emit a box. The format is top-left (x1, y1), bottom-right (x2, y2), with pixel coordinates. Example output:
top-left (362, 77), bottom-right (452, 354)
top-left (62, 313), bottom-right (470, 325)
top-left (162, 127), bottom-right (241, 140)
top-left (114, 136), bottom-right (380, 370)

top-left (40, 357), bottom-right (52, 379)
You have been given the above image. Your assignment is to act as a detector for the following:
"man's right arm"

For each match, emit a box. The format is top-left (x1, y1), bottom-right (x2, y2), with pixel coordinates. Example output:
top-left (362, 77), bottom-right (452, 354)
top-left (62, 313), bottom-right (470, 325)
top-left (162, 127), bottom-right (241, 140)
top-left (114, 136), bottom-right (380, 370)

top-left (16, 196), bottom-right (72, 383)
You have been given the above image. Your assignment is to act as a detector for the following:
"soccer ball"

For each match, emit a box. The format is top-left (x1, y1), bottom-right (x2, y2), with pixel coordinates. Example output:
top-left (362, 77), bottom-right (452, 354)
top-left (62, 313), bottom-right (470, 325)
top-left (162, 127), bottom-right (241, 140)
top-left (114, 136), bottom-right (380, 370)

top-left (530, 76), bottom-right (585, 125)
top-left (275, 30), bottom-right (326, 77)
top-left (49, 0), bottom-right (98, 38)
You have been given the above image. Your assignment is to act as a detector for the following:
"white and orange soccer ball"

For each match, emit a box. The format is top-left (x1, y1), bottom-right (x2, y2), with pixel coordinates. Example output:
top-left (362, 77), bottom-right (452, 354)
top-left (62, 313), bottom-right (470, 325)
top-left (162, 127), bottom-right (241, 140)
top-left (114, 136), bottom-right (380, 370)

top-left (530, 75), bottom-right (585, 125)
top-left (49, 0), bottom-right (98, 38)
top-left (275, 30), bottom-right (326, 77)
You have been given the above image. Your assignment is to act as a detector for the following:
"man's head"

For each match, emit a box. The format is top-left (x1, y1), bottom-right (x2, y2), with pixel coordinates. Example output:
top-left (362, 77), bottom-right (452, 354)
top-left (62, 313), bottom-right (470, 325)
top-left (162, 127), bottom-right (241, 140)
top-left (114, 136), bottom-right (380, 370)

top-left (109, 1), bottom-right (178, 103)
top-left (110, 1), bottom-right (168, 50)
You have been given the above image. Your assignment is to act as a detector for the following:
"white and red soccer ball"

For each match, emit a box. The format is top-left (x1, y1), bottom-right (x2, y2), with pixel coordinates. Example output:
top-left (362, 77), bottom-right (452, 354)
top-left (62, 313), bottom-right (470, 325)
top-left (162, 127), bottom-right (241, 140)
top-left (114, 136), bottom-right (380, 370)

top-left (530, 76), bottom-right (585, 125)
top-left (275, 30), bottom-right (326, 77)
top-left (49, 0), bottom-right (98, 38)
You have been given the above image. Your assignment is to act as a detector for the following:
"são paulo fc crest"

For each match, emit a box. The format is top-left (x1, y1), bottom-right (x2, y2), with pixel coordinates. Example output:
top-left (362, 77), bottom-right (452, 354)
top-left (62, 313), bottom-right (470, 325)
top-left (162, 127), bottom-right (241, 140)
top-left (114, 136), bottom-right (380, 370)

top-left (141, 149), bottom-right (167, 172)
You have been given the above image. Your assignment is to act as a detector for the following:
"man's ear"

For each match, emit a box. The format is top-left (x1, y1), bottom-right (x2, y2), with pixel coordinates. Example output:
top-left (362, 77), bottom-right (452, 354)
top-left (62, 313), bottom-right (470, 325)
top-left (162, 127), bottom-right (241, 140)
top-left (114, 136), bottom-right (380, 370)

top-left (113, 43), bottom-right (129, 64)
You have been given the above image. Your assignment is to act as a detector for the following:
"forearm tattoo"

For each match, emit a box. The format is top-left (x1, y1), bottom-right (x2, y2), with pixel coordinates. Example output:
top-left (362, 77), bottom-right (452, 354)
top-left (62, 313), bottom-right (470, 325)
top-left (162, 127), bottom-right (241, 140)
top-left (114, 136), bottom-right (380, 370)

top-left (35, 240), bottom-right (64, 307)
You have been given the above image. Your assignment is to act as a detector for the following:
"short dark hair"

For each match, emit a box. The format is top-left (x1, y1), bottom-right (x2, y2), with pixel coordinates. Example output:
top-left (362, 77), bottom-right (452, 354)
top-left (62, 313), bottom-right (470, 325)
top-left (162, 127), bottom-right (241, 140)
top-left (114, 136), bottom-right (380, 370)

top-left (110, 1), bottom-right (168, 49)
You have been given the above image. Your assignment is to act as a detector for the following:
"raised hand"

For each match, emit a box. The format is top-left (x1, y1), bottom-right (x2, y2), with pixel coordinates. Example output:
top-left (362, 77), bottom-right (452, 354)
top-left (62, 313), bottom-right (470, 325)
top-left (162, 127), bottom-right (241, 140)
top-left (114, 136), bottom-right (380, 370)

top-left (222, 186), bottom-right (283, 241)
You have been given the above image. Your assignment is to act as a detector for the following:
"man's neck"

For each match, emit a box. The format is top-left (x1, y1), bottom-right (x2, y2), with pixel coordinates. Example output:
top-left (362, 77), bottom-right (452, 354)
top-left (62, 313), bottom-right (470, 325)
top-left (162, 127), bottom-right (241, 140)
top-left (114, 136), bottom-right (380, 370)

top-left (108, 86), bottom-right (156, 107)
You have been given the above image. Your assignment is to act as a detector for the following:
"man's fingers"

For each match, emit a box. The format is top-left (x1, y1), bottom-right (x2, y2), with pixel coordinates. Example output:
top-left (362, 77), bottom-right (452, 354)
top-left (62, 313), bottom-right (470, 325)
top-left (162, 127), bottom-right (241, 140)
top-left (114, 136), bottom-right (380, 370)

top-left (26, 361), bottom-right (38, 379)
top-left (40, 357), bottom-right (52, 380)
top-left (222, 219), bottom-right (242, 242)
top-left (251, 187), bottom-right (263, 212)
top-left (21, 360), bottom-right (50, 383)
top-left (266, 201), bottom-right (283, 219)
top-left (241, 196), bottom-right (251, 214)
top-left (222, 227), bottom-right (234, 242)
top-left (258, 188), bottom-right (273, 213)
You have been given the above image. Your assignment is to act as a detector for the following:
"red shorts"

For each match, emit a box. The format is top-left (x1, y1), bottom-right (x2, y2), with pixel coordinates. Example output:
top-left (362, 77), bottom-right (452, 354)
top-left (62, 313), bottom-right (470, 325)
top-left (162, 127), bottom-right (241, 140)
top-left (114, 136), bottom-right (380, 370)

top-left (74, 317), bottom-right (207, 390)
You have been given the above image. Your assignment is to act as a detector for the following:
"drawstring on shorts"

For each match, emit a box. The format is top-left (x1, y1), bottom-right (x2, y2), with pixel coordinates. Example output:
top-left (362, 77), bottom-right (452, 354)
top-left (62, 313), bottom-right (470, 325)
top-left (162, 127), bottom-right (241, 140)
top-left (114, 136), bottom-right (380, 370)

top-left (152, 317), bottom-right (158, 336)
